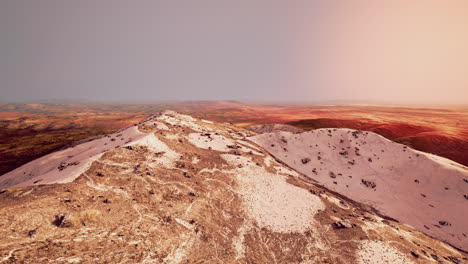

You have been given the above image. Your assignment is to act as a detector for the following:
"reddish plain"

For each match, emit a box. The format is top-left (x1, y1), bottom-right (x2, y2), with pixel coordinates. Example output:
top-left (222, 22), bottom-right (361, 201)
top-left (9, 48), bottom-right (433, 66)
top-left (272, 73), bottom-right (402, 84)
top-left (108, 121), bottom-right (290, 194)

top-left (0, 101), bottom-right (466, 176)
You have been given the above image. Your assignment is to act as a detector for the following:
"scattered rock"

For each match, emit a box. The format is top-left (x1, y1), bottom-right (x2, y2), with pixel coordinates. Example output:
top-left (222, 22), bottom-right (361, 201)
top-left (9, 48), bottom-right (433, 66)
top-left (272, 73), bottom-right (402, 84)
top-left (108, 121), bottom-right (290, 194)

top-left (175, 162), bottom-right (186, 169)
top-left (301, 158), bottom-right (311, 164)
top-left (226, 144), bottom-right (241, 149)
top-left (53, 214), bottom-right (73, 228)
top-left (332, 220), bottom-right (353, 229)
top-left (438, 221), bottom-right (450, 226)
top-left (308, 189), bottom-right (323, 195)
top-left (57, 161), bottom-right (80, 171)
top-left (431, 254), bottom-right (441, 261)
top-left (446, 256), bottom-right (461, 264)
top-left (28, 228), bottom-right (38, 237)
top-left (134, 164), bottom-right (142, 173)
top-left (361, 179), bottom-right (376, 189)
top-left (362, 216), bottom-right (377, 222)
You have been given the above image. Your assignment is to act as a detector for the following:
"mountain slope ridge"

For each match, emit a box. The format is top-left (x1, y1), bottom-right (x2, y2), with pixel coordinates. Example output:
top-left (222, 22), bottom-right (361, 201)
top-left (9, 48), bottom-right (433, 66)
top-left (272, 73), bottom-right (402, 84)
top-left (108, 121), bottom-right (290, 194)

top-left (0, 111), bottom-right (466, 263)
top-left (250, 128), bottom-right (468, 252)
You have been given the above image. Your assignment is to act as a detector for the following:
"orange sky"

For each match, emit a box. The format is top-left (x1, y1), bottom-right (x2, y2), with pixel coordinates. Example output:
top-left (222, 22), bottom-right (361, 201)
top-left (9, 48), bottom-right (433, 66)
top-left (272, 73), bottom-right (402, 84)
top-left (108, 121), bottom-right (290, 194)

top-left (1, 1), bottom-right (467, 103)
top-left (296, 0), bottom-right (468, 103)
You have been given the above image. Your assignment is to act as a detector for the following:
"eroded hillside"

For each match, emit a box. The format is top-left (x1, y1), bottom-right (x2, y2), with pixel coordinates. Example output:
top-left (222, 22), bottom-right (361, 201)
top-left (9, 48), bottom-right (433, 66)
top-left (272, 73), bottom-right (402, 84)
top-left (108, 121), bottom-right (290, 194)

top-left (0, 111), bottom-right (466, 263)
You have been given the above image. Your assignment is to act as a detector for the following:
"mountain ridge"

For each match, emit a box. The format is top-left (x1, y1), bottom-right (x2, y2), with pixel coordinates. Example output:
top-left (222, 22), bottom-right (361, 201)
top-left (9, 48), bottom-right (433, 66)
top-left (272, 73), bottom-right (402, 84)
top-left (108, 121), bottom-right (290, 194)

top-left (0, 111), bottom-right (466, 263)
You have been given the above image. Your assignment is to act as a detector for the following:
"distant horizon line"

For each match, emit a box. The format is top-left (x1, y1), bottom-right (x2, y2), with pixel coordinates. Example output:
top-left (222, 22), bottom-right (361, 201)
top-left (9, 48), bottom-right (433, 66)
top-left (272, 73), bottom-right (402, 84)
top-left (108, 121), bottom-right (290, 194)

top-left (1, 99), bottom-right (467, 108)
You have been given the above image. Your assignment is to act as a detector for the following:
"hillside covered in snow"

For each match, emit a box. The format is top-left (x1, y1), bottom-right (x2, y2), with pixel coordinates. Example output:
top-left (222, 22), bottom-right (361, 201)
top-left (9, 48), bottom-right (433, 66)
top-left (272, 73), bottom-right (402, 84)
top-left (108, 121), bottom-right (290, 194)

top-left (0, 111), bottom-right (466, 263)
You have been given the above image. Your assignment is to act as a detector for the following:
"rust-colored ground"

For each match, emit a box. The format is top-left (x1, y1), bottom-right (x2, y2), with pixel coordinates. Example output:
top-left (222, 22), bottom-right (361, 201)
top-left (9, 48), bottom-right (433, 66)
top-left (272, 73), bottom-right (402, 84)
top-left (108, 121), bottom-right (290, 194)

top-left (0, 101), bottom-right (467, 176)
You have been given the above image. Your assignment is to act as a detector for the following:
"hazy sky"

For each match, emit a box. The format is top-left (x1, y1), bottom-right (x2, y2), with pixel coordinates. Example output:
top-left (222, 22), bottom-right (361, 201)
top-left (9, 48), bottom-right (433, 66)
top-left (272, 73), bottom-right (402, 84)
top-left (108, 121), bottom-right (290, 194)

top-left (1, 0), bottom-right (467, 103)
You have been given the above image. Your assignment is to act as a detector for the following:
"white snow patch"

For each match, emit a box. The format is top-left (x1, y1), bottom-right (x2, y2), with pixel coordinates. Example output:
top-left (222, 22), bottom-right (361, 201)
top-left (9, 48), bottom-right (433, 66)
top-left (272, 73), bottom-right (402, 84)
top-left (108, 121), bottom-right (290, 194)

top-left (175, 218), bottom-right (194, 230)
top-left (321, 194), bottom-right (350, 210)
top-left (251, 128), bottom-right (468, 250)
top-left (157, 112), bottom-right (206, 132)
top-left (140, 119), bottom-right (169, 130)
top-left (238, 140), bottom-right (262, 152)
top-left (274, 166), bottom-right (299, 177)
top-left (356, 240), bottom-right (413, 264)
top-left (187, 133), bottom-right (235, 152)
top-left (0, 126), bottom-right (147, 189)
top-left (232, 225), bottom-right (249, 260)
top-left (264, 156), bottom-right (274, 167)
top-left (129, 133), bottom-right (180, 168)
top-left (221, 154), bottom-right (324, 233)
top-left (165, 133), bottom-right (180, 140)
top-left (191, 156), bottom-right (200, 165)
top-left (201, 119), bottom-right (214, 124)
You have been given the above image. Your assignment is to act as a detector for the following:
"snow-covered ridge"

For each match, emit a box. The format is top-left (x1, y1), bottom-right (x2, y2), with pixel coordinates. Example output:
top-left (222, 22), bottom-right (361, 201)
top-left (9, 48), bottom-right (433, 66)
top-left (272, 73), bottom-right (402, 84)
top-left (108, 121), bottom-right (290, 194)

top-left (250, 128), bottom-right (468, 251)
top-left (0, 111), bottom-right (184, 189)
top-left (0, 111), bottom-right (466, 262)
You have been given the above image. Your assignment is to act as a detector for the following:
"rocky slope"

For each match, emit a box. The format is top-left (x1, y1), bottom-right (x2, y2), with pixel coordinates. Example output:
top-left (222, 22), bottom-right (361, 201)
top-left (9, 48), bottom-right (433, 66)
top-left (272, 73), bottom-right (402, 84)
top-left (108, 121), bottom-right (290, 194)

top-left (250, 128), bottom-right (468, 252)
top-left (0, 111), bottom-right (466, 263)
top-left (246, 124), bottom-right (305, 134)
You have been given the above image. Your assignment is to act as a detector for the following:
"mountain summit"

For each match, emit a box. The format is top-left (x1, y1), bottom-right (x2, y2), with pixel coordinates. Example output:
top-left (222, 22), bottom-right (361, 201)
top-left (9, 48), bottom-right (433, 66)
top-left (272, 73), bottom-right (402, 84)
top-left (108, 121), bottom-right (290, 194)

top-left (0, 111), bottom-right (466, 263)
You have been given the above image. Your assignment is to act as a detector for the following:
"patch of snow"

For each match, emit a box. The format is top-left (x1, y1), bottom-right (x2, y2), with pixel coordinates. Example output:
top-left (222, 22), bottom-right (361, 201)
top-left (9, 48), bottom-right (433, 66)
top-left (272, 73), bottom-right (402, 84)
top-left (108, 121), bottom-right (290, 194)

top-left (157, 112), bottom-right (206, 132)
top-left (187, 133), bottom-right (235, 152)
top-left (129, 133), bottom-right (180, 168)
top-left (356, 240), bottom-right (413, 264)
top-left (0, 126), bottom-right (147, 189)
top-left (221, 154), bottom-right (324, 233)
top-left (251, 128), bottom-right (468, 250)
